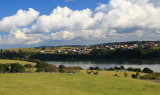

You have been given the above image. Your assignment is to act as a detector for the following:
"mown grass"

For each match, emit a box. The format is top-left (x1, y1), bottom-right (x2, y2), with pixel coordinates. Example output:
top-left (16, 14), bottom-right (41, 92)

top-left (0, 59), bottom-right (36, 66)
top-left (0, 71), bottom-right (159, 95)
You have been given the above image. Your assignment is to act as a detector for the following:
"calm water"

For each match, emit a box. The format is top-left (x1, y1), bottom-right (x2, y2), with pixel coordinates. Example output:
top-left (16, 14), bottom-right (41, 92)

top-left (46, 59), bottom-right (160, 72)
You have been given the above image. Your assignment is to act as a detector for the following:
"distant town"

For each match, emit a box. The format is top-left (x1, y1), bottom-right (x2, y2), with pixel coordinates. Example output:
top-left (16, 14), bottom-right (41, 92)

top-left (40, 41), bottom-right (160, 54)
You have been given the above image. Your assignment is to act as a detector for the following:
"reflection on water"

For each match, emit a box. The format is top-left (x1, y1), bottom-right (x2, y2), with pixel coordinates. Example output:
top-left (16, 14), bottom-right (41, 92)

top-left (46, 59), bottom-right (160, 72)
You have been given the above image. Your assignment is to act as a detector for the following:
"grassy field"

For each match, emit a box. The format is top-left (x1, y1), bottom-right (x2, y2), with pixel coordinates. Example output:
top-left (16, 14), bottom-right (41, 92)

top-left (0, 59), bottom-right (36, 66)
top-left (5, 48), bottom-right (42, 53)
top-left (0, 71), bottom-right (159, 95)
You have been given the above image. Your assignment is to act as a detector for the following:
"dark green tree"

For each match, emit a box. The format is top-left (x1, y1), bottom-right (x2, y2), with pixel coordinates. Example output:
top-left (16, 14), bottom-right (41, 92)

top-left (10, 63), bottom-right (25, 73)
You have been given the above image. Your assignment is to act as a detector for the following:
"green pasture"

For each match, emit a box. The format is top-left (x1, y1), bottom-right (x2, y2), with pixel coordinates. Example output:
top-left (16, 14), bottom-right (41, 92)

top-left (0, 71), bottom-right (159, 95)
top-left (0, 59), bottom-right (36, 66)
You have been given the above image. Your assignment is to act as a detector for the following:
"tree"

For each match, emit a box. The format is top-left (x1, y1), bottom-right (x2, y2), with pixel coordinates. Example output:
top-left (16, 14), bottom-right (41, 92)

top-left (94, 66), bottom-right (100, 70)
top-left (59, 65), bottom-right (65, 72)
top-left (35, 61), bottom-right (48, 72)
top-left (89, 67), bottom-right (95, 71)
top-left (127, 67), bottom-right (134, 71)
top-left (121, 66), bottom-right (125, 70)
top-left (142, 68), bottom-right (153, 73)
top-left (10, 63), bottom-right (25, 73)
top-left (131, 74), bottom-right (137, 78)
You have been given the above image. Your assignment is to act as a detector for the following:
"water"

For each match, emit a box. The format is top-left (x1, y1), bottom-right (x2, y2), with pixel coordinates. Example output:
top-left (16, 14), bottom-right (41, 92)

top-left (46, 59), bottom-right (160, 72)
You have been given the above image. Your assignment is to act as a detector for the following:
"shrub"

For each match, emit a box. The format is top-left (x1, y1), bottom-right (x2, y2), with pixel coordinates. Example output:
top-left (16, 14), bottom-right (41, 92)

top-left (24, 64), bottom-right (32, 68)
top-left (10, 63), bottom-right (25, 73)
top-left (114, 66), bottom-right (121, 70)
top-left (108, 67), bottom-right (114, 71)
top-left (127, 67), bottom-right (134, 71)
top-left (133, 68), bottom-right (141, 72)
top-left (59, 65), bottom-right (65, 72)
top-left (131, 74), bottom-right (137, 78)
top-left (142, 68), bottom-right (153, 73)
top-left (89, 67), bottom-right (95, 70)
top-left (36, 68), bottom-right (45, 72)
top-left (3, 64), bottom-right (10, 72)
top-left (45, 64), bottom-right (58, 72)
top-left (94, 66), bottom-right (100, 70)
top-left (35, 61), bottom-right (48, 72)
top-left (120, 66), bottom-right (125, 70)
top-left (0, 64), bottom-right (5, 73)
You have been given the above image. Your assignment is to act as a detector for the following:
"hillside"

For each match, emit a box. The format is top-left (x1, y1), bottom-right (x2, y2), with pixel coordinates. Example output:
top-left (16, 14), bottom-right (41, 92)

top-left (0, 59), bottom-right (36, 66)
top-left (0, 71), bottom-right (159, 95)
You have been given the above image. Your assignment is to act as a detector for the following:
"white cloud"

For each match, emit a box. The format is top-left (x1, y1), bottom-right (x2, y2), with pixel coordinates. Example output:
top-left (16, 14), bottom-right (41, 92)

top-left (1, 0), bottom-right (160, 45)
top-left (0, 8), bottom-right (39, 32)
top-left (26, 39), bottom-right (42, 44)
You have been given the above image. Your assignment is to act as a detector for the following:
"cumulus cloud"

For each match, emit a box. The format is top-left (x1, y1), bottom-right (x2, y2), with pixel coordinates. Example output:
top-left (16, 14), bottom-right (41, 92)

top-left (0, 8), bottom-right (39, 32)
top-left (0, 0), bottom-right (160, 45)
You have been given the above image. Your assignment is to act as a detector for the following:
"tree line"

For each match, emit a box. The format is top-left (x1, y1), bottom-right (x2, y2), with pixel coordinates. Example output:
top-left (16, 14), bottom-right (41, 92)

top-left (29, 48), bottom-right (160, 60)
top-left (0, 48), bottom-right (160, 60)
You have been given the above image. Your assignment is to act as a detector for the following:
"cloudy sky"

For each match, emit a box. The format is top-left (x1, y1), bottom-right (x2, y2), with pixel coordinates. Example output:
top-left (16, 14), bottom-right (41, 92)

top-left (0, 0), bottom-right (160, 48)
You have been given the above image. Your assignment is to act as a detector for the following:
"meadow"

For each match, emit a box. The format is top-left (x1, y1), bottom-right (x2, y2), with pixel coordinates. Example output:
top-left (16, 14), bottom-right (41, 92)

top-left (0, 59), bottom-right (36, 66)
top-left (0, 71), bottom-right (159, 95)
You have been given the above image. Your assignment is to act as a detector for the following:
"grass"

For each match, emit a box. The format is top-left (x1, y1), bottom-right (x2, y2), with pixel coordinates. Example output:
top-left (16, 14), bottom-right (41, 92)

top-left (0, 59), bottom-right (36, 66)
top-left (0, 71), bottom-right (159, 95)
top-left (5, 48), bottom-right (42, 53)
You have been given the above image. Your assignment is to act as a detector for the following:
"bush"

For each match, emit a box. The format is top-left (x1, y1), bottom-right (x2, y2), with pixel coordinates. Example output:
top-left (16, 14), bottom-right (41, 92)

top-left (36, 68), bottom-right (45, 72)
top-left (94, 66), bottom-right (100, 70)
top-left (24, 64), bottom-right (32, 68)
top-left (120, 66), bottom-right (125, 70)
top-left (114, 66), bottom-right (121, 70)
top-left (127, 67), bottom-right (134, 71)
top-left (108, 67), bottom-right (114, 71)
top-left (142, 68), bottom-right (153, 73)
top-left (10, 63), bottom-right (25, 73)
top-left (133, 68), bottom-right (141, 72)
top-left (89, 67), bottom-right (95, 70)
top-left (45, 64), bottom-right (58, 72)
top-left (0, 64), bottom-right (5, 73)
top-left (131, 74), bottom-right (137, 78)
top-left (35, 61), bottom-right (48, 72)
top-left (3, 64), bottom-right (10, 72)
top-left (59, 65), bottom-right (65, 72)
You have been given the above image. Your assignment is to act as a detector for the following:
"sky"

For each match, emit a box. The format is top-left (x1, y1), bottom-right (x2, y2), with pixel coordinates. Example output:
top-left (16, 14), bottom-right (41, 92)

top-left (0, 0), bottom-right (160, 48)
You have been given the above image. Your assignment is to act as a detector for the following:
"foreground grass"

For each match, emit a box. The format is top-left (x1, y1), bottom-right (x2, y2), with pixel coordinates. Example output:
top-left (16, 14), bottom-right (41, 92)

top-left (0, 71), bottom-right (160, 95)
top-left (0, 59), bottom-right (36, 66)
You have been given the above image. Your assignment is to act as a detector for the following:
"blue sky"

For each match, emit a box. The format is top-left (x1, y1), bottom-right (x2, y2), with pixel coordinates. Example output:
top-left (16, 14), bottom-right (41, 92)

top-left (0, 0), bottom-right (160, 48)
top-left (0, 0), bottom-right (108, 19)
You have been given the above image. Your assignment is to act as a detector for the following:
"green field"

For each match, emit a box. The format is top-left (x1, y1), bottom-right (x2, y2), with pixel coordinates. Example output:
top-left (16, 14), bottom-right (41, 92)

top-left (0, 71), bottom-right (159, 95)
top-left (0, 59), bottom-right (36, 66)
top-left (5, 48), bottom-right (42, 53)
